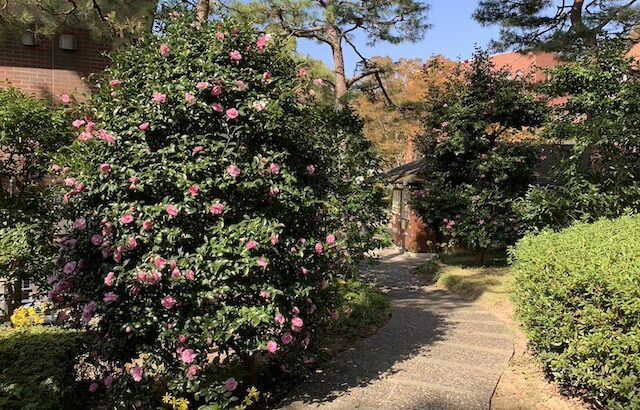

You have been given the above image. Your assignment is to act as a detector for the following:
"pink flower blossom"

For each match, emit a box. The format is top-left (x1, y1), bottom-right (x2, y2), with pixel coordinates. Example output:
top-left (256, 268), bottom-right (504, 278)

top-left (180, 348), bottom-right (197, 364)
top-left (109, 79), bottom-right (121, 88)
top-left (171, 268), bottom-right (181, 279)
top-left (165, 204), bottom-right (179, 218)
top-left (63, 261), bottom-right (77, 274)
top-left (270, 234), bottom-right (279, 245)
top-left (314, 243), bottom-right (323, 254)
top-left (184, 269), bottom-right (195, 281)
top-left (78, 131), bottom-right (93, 141)
top-left (211, 84), bottom-right (223, 96)
top-left (91, 234), bottom-right (103, 246)
top-left (225, 377), bottom-right (238, 391)
top-left (154, 257), bottom-right (167, 269)
top-left (72, 119), bottom-right (86, 128)
top-left (235, 80), bottom-right (248, 90)
top-left (216, 31), bottom-right (225, 41)
top-left (226, 164), bottom-right (240, 177)
top-left (103, 292), bottom-right (118, 302)
top-left (159, 43), bottom-right (170, 57)
top-left (186, 365), bottom-right (199, 380)
top-left (81, 301), bottom-right (97, 323)
top-left (210, 203), bottom-right (225, 215)
top-left (291, 317), bottom-right (304, 331)
top-left (75, 182), bottom-right (85, 192)
top-left (300, 267), bottom-right (308, 276)
top-left (211, 103), bottom-right (223, 112)
top-left (257, 34), bottom-right (268, 49)
top-left (263, 71), bottom-right (272, 81)
top-left (309, 89), bottom-right (317, 98)
top-left (256, 257), bottom-right (268, 268)
top-left (130, 366), bottom-right (143, 382)
top-left (229, 50), bottom-right (242, 61)
top-left (60, 94), bottom-right (70, 104)
top-left (89, 383), bottom-right (98, 393)
top-left (152, 92), bottom-right (167, 103)
top-left (73, 218), bottom-right (86, 230)
top-left (134, 400), bottom-right (142, 408)
top-left (330, 310), bottom-right (339, 321)
top-left (104, 375), bottom-right (113, 387)
top-left (226, 108), bottom-right (239, 119)
top-left (313, 78), bottom-right (324, 86)
top-left (98, 129), bottom-right (115, 144)
top-left (142, 220), bottom-right (153, 231)
top-left (245, 240), bottom-right (258, 250)
top-left (188, 184), bottom-right (199, 196)
top-left (281, 332), bottom-right (293, 344)
top-left (275, 313), bottom-right (285, 325)
top-left (192, 146), bottom-right (204, 154)
top-left (298, 68), bottom-right (307, 77)
top-left (138, 122), bottom-right (150, 131)
top-left (85, 121), bottom-right (96, 133)
top-left (196, 81), bottom-right (210, 90)
top-left (267, 340), bottom-right (279, 354)
top-left (99, 163), bottom-right (112, 173)
top-left (326, 234), bottom-right (336, 245)
top-left (104, 271), bottom-right (115, 286)
top-left (252, 100), bottom-right (267, 111)
top-left (260, 290), bottom-right (270, 299)
top-left (161, 295), bottom-right (177, 309)
top-left (184, 92), bottom-right (196, 105)
top-left (120, 214), bottom-right (134, 225)
top-left (127, 236), bottom-right (138, 250)
top-left (64, 177), bottom-right (76, 187)
top-left (306, 165), bottom-right (316, 175)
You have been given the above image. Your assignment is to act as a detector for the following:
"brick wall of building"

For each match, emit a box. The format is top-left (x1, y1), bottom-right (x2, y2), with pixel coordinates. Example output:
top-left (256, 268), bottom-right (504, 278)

top-left (0, 30), bottom-right (110, 100)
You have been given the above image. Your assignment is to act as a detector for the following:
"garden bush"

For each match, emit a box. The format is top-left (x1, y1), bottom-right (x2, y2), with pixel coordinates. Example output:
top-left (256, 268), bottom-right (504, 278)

top-left (47, 11), bottom-right (383, 409)
top-left (511, 215), bottom-right (640, 409)
top-left (0, 326), bottom-right (87, 410)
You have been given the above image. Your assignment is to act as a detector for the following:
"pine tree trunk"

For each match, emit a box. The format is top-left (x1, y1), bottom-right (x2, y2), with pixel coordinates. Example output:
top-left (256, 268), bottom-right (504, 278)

top-left (326, 25), bottom-right (347, 110)
top-left (195, 0), bottom-right (210, 30)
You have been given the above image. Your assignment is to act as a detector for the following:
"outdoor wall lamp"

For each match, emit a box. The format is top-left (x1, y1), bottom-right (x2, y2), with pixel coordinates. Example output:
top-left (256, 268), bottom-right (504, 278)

top-left (21, 32), bottom-right (36, 46)
top-left (59, 34), bottom-right (77, 51)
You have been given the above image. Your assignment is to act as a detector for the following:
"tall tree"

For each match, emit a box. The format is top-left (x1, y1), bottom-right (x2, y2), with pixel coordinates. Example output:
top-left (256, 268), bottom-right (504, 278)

top-left (474, 0), bottom-right (640, 54)
top-left (225, 0), bottom-right (430, 109)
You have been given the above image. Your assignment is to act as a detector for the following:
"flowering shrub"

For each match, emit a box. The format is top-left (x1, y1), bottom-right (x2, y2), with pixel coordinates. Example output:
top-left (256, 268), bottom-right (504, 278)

top-left (411, 50), bottom-right (545, 262)
top-left (9, 305), bottom-right (45, 329)
top-left (47, 13), bottom-right (380, 408)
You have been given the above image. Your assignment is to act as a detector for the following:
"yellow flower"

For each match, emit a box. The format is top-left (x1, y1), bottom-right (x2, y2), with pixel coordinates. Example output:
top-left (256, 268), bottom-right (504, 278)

top-left (10, 306), bottom-right (44, 329)
top-left (246, 386), bottom-right (260, 401)
top-left (162, 393), bottom-right (173, 404)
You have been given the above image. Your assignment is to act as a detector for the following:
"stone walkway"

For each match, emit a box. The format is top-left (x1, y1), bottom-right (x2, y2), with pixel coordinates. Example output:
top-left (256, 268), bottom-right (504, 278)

top-left (277, 248), bottom-right (514, 410)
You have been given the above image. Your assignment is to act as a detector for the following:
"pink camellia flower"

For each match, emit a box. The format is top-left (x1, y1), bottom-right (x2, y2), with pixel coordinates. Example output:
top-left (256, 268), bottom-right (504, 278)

top-left (226, 164), bottom-right (240, 177)
top-left (152, 92), bottom-right (166, 103)
top-left (103, 292), bottom-right (118, 302)
top-left (314, 243), bottom-right (323, 254)
top-left (309, 89), bottom-right (317, 98)
top-left (234, 80), bottom-right (248, 90)
top-left (130, 366), bottom-right (143, 382)
top-left (281, 332), bottom-right (293, 345)
top-left (300, 267), bottom-right (308, 276)
top-left (75, 182), bottom-right (85, 192)
top-left (186, 365), bottom-right (199, 380)
top-left (89, 382), bottom-right (98, 393)
top-left (78, 131), bottom-right (93, 141)
top-left (192, 146), bottom-right (204, 154)
top-left (270, 234), bottom-right (279, 245)
top-left (330, 310), bottom-right (339, 321)
top-left (161, 295), bottom-right (177, 309)
top-left (73, 218), bottom-right (86, 230)
top-left (256, 257), bottom-right (268, 268)
top-left (159, 43), bottom-right (170, 57)
top-left (252, 100), bottom-right (267, 111)
top-left (171, 268), bottom-right (181, 279)
top-left (229, 50), bottom-right (242, 61)
top-left (306, 165), bottom-right (316, 175)
top-left (245, 240), bottom-right (258, 250)
top-left (188, 184), bottom-right (199, 196)
top-left (60, 94), bottom-right (70, 104)
top-left (165, 204), bottom-right (179, 218)
top-left (216, 31), bottom-right (225, 41)
top-left (313, 78), bottom-right (324, 86)
top-left (269, 163), bottom-right (280, 174)
top-left (63, 261), bottom-right (77, 274)
top-left (72, 119), bottom-right (86, 128)
top-left (180, 348), bottom-right (197, 364)
top-left (210, 203), bottom-right (225, 215)
top-left (81, 301), bottom-right (97, 323)
top-left (98, 129), bottom-right (115, 144)
top-left (226, 108), bottom-right (239, 119)
top-left (154, 256), bottom-right (167, 269)
top-left (104, 375), bottom-right (113, 387)
top-left (299, 68), bottom-right (307, 77)
top-left (104, 271), bottom-right (116, 286)
top-left (85, 121), bottom-right (96, 133)
top-left (138, 122), bottom-right (150, 131)
top-left (91, 234), bottom-right (103, 246)
top-left (134, 400), bottom-right (142, 408)
top-left (64, 177), bottom-right (76, 187)
top-left (211, 84), bottom-right (223, 96)
top-left (109, 79), bottom-right (121, 88)
top-left (259, 290), bottom-right (270, 299)
top-left (99, 163), bottom-right (112, 173)
top-left (120, 214), bottom-right (134, 225)
top-left (291, 317), bottom-right (304, 331)
top-left (184, 269), bottom-right (195, 281)
top-left (184, 92), bottom-right (196, 105)
top-left (326, 234), bottom-right (336, 245)
top-left (142, 220), bottom-right (153, 231)
top-left (262, 71), bottom-right (272, 81)
top-left (211, 103), bottom-right (223, 112)
top-left (266, 340), bottom-right (279, 354)
top-left (196, 81), bottom-right (210, 90)
top-left (275, 313), bottom-right (285, 325)
top-left (178, 334), bottom-right (187, 343)
top-left (127, 236), bottom-right (138, 250)
top-left (257, 34), bottom-right (268, 49)
top-left (225, 377), bottom-right (238, 392)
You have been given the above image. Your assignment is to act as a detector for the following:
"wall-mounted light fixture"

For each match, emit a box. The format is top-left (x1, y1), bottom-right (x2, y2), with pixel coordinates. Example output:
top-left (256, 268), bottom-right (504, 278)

top-left (59, 34), bottom-right (77, 51)
top-left (21, 32), bottom-right (36, 46)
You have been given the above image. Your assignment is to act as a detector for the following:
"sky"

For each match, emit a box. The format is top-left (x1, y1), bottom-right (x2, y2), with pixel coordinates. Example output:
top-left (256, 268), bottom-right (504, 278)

top-left (296, 0), bottom-right (503, 76)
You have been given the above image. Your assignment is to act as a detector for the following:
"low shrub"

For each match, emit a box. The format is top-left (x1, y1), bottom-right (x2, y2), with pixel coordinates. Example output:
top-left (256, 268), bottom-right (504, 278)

top-left (334, 279), bottom-right (391, 338)
top-left (411, 259), bottom-right (441, 283)
top-left (0, 327), bottom-right (86, 410)
top-left (511, 215), bottom-right (640, 409)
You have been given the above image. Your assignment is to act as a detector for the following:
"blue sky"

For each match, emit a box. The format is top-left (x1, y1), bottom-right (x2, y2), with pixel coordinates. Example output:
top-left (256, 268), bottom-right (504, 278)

top-left (296, 0), bottom-right (503, 76)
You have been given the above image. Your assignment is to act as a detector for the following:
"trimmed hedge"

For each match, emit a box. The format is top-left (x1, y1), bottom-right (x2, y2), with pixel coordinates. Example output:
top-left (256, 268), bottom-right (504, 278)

top-left (511, 216), bottom-right (640, 409)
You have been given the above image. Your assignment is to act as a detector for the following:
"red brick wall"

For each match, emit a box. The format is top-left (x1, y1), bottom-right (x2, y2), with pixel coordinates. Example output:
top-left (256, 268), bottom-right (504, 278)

top-left (0, 31), bottom-right (110, 100)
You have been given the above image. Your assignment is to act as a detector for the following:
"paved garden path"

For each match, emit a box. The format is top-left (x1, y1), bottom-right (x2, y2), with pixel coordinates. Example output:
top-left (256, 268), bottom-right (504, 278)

top-left (277, 248), bottom-right (514, 410)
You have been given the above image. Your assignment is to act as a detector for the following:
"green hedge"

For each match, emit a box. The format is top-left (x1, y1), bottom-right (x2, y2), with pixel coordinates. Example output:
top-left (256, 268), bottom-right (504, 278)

top-left (511, 215), bottom-right (640, 409)
top-left (0, 327), bottom-right (87, 410)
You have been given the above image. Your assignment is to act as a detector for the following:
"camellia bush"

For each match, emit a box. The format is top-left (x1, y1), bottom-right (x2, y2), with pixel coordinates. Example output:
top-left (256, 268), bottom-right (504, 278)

top-left (48, 12), bottom-right (384, 409)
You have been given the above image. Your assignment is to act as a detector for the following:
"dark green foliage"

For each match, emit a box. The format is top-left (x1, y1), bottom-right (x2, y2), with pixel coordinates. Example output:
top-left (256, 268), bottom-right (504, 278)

top-left (516, 42), bottom-right (640, 231)
top-left (0, 327), bottom-right (87, 410)
top-left (511, 215), bottom-right (640, 409)
top-left (334, 279), bottom-right (391, 338)
top-left (411, 258), bottom-right (441, 283)
top-left (411, 50), bottom-right (546, 254)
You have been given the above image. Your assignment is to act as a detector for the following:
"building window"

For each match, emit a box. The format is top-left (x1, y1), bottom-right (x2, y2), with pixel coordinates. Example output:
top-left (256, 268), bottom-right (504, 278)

top-left (21, 279), bottom-right (33, 305)
top-left (401, 189), bottom-right (410, 220)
